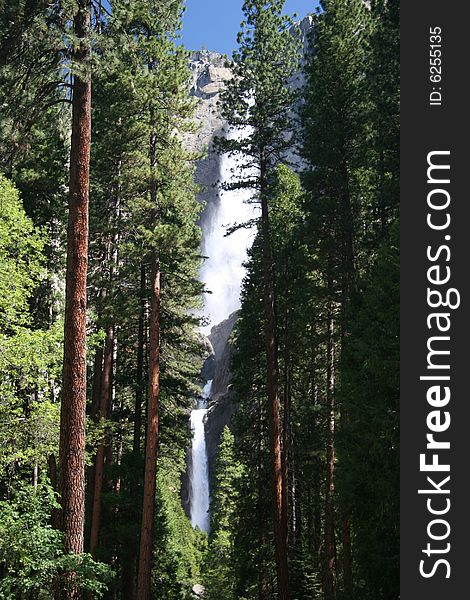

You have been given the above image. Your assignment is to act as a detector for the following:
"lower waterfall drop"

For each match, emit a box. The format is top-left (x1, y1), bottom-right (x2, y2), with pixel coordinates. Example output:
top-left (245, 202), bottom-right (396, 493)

top-left (189, 379), bottom-right (212, 532)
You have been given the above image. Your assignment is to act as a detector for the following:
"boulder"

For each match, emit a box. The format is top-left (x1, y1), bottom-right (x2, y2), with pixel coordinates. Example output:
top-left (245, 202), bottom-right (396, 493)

top-left (192, 583), bottom-right (205, 598)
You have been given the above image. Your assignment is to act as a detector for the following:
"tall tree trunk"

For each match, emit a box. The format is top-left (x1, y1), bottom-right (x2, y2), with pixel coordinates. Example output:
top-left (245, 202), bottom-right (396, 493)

top-left (57, 0), bottom-right (91, 596)
top-left (339, 158), bottom-right (355, 599)
top-left (133, 263), bottom-right (146, 457)
top-left (136, 259), bottom-right (161, 600)
top-left (89, 324), bottom-right (114, 557)
top-left (282, 295), bottom-right (291, 548)
top-left (136, 116), bottom-right (161, 600)
top-left (282, 345), bottom-right (291, 548)
top-left (90, 347), bottom-right (104, 421)
top-left (312, 384), bottom-right (322, 563)
top-left (324, 303), bottom-right (336, 600)
top-left (121, 265), bottom-right (146, 600)
top-left (257, 394), bottom-right (269, 600)
top-left (259, 164), bottom-right (289, 600)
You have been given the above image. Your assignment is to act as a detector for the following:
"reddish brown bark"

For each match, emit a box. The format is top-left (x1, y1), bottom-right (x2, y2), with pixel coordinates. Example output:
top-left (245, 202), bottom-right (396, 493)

top-left (57, 1), bottom-right (91, 597)
top-left (260, 168), bottom-right (289, 600)
top-left (324, 305), bottom-right (336, 600)
top-left (89, 324), bottom-right (114, 557)
top-left (136, 260), bottom-right (161, 600)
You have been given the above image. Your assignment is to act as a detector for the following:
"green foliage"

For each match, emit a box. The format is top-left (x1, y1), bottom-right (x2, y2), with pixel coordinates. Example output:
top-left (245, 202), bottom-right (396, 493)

top-left (204, 427), bottom-right (243, 600)
top-left (217, 0), bottom-right (300, 195)
top-left (337, 224), bottom-right (399, 600)
top-left (366, 0), bottom-right (400, 234)
top-left (153, 458), bottom-right (206, 599)
top-left (0, 482), bottom-right (62, 598)
top-left (0, 1), bottom-right (400, 599)
top-left (0, 481), bottom-right (112, 599)
top-left (0, 177), bottom-right (62, 486)
top-left (0, 0), bottom-right (68, 173)
top-left (221, 1), bottom-right (399, 598)
top-left (0, 175), bottom-right (45, 331)
top-left (302, 0), bottom-right (372, 293)
top-left (219, 165), bottom-right (312, 599)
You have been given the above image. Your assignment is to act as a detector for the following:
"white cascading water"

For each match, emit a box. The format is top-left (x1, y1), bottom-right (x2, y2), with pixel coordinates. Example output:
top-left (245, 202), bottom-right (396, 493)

top-left (189, 126), bottom-right (257, 533)
top-left (199, 127), bottom-right (257, 334)
top-left (190, 379), bottom-right (213, 531)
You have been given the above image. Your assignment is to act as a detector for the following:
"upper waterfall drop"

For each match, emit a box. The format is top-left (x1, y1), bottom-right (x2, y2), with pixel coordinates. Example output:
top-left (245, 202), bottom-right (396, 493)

top-left (199, 126), bottom-right (257, 334)
top-left (184, 51), bottom-right (258, 335)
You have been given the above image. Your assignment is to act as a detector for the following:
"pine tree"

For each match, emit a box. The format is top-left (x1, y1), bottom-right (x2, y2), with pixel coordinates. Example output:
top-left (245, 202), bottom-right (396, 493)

top-left (205, 427), bottom-right (243, 600)
top-left (58, 4), bottom-right (92, 596)
top-left (217, 4), bottom-right (300, 597)
top-left (302, 2), bottom-right (370, 595)
top-left (338, 224), bottom-right (399, 600)
top-left (79, 1), bottom-right (203, 596)
top-left (366, 0), bottom-right (400, 238)
top-left (226, 164), bottom-right (315, 598)
top-left (0, 0), bottom-right (67, 175)
top-left (230, 237), bottom-right (274, 599)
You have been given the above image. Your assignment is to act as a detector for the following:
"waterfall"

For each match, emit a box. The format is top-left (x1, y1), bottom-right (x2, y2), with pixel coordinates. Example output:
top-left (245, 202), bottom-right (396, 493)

top-left (199, 127), bottom-right (257, 334)
top-left (189, 379), bottom-right (212, 532)
top-left (188, 124), bottom-right (256, 532)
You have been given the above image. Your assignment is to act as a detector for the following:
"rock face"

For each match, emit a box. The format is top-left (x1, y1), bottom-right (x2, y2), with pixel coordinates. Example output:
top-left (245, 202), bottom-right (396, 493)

top-left (183, 50), bottom-right (233, 247)
top-left (204, 312), bottom-right (239, 488)
top-left (296, 14), bottom-right (315, 58)
top-left (181, 313), bottom-right (238, 520)
top-left (207, 311), bottom-right (237, 392)
top-left (186, 50), bottom-right (231, 151)
top-left (192, 583), bottom-right (205, 598)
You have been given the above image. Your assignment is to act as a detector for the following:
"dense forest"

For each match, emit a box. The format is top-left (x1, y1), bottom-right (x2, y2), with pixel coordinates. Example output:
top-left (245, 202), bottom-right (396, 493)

top-left (0, 1), bottom-right (399, 599)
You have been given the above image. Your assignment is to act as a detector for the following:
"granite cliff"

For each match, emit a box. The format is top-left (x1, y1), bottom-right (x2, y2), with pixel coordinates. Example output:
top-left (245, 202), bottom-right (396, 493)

top-left (183, 50), bottom-right (232, 247)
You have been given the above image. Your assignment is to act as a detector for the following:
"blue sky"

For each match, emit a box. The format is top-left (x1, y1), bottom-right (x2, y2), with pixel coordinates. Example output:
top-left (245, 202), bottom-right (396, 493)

top-left (180, 0), bottom-right (319, 56)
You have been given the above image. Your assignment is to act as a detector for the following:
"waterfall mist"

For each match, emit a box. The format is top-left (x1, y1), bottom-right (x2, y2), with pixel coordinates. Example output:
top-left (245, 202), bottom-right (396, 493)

top-left (199, 127), bottom-right (257, 334)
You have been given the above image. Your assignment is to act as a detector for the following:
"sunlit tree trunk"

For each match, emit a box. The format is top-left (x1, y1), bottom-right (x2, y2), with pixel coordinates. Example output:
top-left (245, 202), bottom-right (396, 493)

top-left (136, 116), bottom-right (161, 599)
top-left (259, 158), bottom-right (289, 600)
top-left (136, 259), bottom-right (161, 600)
top-left (324, 303), bottom-right (336, 600)
top-left (134, 263), bottom-right (146, 457)
top-left (57, 0), bottom-right (91, 597)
